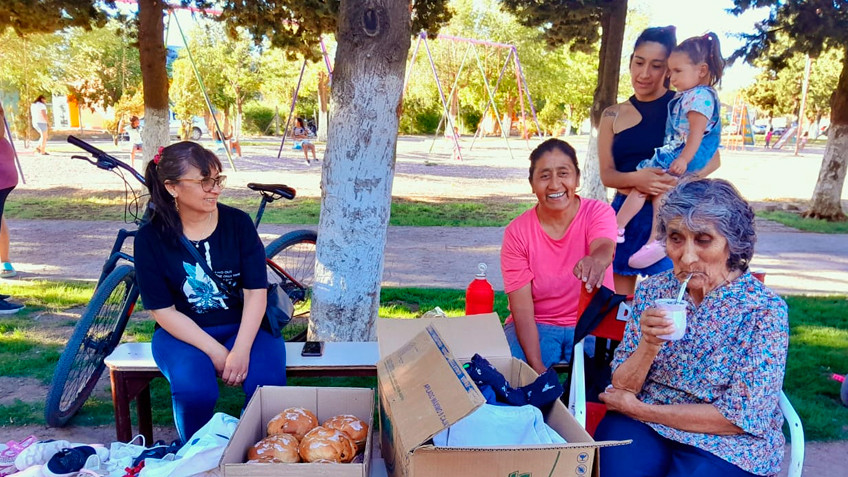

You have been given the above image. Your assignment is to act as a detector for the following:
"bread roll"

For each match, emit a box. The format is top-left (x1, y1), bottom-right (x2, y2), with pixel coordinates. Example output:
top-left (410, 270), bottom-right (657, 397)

top-left (323, 414), bottom-right (369, 452)
top-left (299, 426), bottom-right (357, 463)
top-left (247, 434), bottom-right (300, 463)
top-left (267, 407), bottom-right (318, 440)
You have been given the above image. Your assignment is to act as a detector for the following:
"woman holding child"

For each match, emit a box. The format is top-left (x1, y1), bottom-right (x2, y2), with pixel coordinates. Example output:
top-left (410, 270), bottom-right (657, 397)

top-left (501, 138), bottom-right (617, 374)
top-left (595, 179), bottom-right (789, 476)
top-left (597, 26), bottom-right (722, 295)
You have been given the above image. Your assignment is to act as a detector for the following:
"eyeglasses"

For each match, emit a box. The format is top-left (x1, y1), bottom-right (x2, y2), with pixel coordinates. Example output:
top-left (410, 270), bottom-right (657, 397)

top-left (178, 175), bottom-right (227, 192)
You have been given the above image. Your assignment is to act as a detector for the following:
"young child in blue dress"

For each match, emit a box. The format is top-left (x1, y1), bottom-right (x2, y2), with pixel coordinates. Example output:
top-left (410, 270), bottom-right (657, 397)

top-left (618, 32), bottom-right (725, 269)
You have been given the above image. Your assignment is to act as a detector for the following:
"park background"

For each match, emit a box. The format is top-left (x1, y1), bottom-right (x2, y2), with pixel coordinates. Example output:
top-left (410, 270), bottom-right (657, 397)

top-left (1, 1), bottom-right (847, 475)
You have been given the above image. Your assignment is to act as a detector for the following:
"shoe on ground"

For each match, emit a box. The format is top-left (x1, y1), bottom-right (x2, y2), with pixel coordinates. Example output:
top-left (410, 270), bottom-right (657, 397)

top-left (628, 240), bottom-right (667, 269)
top-left (1, 262), bottom-right (16, 279)
top-left (616, 227), bottom-right (626, 244)
top-left (0, 300), bottom-right (24, 315)
top-left (130, 440), bottom-right (176, 467)
top-left (0, 435), bottom-right (38, 467)
top-left (14, 440), bottom-right (70, 471)
top-left (42, 446), bottom-right (108, 477)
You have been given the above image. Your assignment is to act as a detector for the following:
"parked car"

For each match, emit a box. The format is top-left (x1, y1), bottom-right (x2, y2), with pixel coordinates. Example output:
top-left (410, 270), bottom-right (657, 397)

top-left (119, 114), bottom-right (210, 142)
top-left (752, 124), bottom-right (768, 135)
top-left (169, 113), bottom-right (209, 140)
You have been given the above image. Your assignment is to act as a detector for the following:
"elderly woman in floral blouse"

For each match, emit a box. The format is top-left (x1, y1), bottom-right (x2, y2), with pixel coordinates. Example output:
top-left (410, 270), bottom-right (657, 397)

top-left (595, 178), bottom-right (788, 477)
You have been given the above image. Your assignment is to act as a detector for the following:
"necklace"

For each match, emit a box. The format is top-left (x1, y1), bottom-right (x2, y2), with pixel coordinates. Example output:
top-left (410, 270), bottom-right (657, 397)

top-left (183, 211), bottom-right (215, 244)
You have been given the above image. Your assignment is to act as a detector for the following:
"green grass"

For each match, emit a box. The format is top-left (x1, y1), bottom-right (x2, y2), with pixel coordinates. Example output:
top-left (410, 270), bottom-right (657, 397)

top-left (1, 281), bottom-right (846, 440)
top-left (782, 296), bottom-right (848, 440)
top-left (4, 194), bottom-right (531, 227)
top-left (757, 210), bottom-right (848, 234)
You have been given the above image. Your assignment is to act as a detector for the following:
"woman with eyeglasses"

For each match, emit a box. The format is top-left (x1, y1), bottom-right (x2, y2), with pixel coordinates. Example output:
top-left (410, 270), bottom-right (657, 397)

top-left (134, 141), bottom-right (286, 441)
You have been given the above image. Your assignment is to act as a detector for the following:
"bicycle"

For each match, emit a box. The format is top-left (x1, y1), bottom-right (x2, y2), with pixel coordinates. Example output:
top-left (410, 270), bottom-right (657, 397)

top-left (45, 136), bottom-right (317, 427)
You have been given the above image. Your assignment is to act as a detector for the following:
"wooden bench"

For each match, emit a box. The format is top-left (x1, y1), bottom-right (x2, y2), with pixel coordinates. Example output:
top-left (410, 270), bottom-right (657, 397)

top-left (104, 341), bottom-right (380, 443)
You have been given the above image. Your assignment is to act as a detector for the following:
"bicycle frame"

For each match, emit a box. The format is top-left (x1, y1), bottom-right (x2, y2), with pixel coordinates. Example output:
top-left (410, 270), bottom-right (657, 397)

top-left (97, 229), bottom-right (137, 286)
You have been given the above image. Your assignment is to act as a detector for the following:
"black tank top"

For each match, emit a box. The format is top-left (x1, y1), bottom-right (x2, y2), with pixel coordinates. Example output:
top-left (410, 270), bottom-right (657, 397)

top-left (611, 90), bottom-right (675, 173)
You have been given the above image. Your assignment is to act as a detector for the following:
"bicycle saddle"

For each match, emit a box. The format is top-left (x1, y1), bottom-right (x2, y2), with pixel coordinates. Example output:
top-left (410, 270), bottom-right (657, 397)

top-left (247, 183), bottom-right (296, 200)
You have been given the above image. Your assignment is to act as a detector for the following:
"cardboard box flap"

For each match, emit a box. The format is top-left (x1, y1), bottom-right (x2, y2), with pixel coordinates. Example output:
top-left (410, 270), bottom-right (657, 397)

top-left (377, 313), bottom-right (508, 361)
top-left (415, 439), bottom-right (631, 452)
top-left (377, 324), bottom-right (486, 457)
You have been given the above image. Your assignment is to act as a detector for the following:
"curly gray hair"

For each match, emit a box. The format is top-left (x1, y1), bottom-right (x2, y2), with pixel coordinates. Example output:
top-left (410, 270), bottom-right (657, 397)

top-left (657, 178), bottom-right (756, 272)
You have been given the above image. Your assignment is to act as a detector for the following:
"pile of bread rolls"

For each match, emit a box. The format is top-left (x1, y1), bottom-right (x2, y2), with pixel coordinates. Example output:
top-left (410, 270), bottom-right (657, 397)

top-left (246, 407), bottom-right (369, 464)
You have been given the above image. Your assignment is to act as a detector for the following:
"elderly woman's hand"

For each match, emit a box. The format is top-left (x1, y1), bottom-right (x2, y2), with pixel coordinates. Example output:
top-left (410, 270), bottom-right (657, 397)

top-left (573, 255), bottom-right (607, 292)
top-left (599, 386), bottom-right (642, 417)
top-left (640, 307), bottom-right (676, 347)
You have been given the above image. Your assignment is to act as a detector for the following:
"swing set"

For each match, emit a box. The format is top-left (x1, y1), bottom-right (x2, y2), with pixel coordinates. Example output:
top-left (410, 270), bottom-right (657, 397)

top-left (404, 31), bottom-right (542, 160)
top-left (162, 4), bottom-right (333, 168)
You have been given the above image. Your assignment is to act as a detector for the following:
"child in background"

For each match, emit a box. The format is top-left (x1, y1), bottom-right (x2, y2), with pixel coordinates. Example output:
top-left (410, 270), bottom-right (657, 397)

top-left (764, 126), bottom-right (774, 148)
top-left (618, 32), bottom-right (725, 269)
top-left (127, 116), bottom-right (143, 167)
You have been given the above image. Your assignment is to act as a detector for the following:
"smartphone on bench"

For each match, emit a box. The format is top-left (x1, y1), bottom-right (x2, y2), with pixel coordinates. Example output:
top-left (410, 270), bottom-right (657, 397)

top-left (301, 341), bottom-right (324, 357)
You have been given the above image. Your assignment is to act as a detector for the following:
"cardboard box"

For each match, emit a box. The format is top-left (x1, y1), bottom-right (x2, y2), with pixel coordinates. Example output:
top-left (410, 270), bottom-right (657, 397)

top-left (376, 313), bottom-right (628, 477)
top-left (220, 386), bottom-right (375, 476)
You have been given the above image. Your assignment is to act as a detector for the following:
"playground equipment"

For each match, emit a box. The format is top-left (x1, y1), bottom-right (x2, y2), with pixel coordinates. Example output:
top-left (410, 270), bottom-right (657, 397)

top-left (403, 32), bottom-right (542, 160)
top-left (725, 96), bottom-right (756, 151)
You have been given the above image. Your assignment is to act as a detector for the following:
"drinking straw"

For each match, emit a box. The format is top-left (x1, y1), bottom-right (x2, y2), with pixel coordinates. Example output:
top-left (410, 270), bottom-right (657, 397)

top-left (676, 273), bottom-right (693, 302)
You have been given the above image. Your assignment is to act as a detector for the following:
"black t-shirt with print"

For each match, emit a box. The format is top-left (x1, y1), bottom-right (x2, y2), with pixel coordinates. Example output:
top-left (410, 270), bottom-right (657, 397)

top-left (135, 204), bottom-right (267, 327)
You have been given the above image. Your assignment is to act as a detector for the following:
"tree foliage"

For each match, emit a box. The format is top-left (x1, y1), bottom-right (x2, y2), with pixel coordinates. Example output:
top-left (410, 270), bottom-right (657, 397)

top-left (730, 0), bottom-right (848, 67)
top-left (742, 46), bottom-right (844, 121)
top-left (731, 0), bottom-right (848, 221)
top-left (64, 21), bottom-right (142, 109)
top-left (218, 1), bottom-right (452, 59)
top-left (501, 0), bottom-right (609, 52)
top-left (0, 0), bottom-right (111, 34)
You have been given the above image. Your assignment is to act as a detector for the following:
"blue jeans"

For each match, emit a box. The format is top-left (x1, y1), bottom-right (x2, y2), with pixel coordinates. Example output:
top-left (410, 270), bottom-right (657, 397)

top-left (151, 323), bottom-right (287, 440)
top-left (594, 412), bottom-right (758, 477)
top-left (504, 321), bottom-right (594, 368)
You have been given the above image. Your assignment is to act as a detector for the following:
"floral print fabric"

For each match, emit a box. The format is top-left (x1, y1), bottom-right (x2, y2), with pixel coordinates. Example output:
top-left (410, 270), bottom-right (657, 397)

top-left (611, 270), bottom-right (789, 475)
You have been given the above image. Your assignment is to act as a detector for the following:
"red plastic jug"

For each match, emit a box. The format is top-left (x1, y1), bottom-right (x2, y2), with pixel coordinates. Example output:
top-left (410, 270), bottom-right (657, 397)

top-left (465, 263), bottom-right (494, 315)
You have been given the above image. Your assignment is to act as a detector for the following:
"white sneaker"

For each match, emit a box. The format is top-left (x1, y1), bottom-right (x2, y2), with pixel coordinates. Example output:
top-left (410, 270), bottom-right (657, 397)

top-left (106, 436), bottom-right (146, 462)
top-left (14, 440), bottom-right (71, 471)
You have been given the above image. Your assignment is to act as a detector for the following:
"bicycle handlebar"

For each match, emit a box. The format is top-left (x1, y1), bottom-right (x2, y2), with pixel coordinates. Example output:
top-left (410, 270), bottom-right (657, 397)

top-left (68, 135), bottom-right (146, 186)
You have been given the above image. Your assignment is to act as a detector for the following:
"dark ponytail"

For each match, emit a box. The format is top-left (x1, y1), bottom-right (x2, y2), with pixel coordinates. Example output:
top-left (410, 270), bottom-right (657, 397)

top-left (674, 32), bottom-right (726, 86)
top-left (144, 141), bottom-right (223, 243)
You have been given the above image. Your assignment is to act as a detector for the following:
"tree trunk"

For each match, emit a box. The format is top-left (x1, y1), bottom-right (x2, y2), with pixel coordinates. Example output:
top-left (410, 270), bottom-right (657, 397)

top-left (317, 71), bottom-right (330, 142)
top-left (582, 0), bottom-right (627, 201)
top-left (805, 51), bottom-right (848, 221)
top-left (310, 0), bottom-right (411, 341)
top-left (137, 0), bottom-right (170, 166)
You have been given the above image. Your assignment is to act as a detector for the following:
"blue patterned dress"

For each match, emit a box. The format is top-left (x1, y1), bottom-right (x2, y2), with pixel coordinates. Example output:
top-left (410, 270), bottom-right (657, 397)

top-left (611, 270), bottom-right (789, 475)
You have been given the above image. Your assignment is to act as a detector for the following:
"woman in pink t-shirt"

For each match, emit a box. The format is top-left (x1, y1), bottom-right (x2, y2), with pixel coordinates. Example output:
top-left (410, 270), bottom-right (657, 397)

top-left (501, 139), bottom-right (617, 374)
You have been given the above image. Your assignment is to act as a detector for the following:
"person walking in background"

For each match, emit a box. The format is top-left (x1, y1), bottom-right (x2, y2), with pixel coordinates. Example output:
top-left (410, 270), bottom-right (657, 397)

top-left (0, 103), bottom-right (25, 312)
top-left (764, 126), bottom-right (774, 148)
top-left (30, 95), bottom-right (49, 155)
top-left (127, 116), bottom-right (143, 167)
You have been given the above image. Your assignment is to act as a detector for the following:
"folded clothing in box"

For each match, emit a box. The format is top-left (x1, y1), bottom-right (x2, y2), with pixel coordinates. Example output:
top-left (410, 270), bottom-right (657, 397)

top-left (433, 403), bottom-right (566, 447)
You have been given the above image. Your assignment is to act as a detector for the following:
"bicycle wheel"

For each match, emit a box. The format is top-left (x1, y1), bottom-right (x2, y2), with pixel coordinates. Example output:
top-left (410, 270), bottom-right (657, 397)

top-left (265, 229), bottom-right (317, 321)
top-left (45, 265), bottom-right (139, 427)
